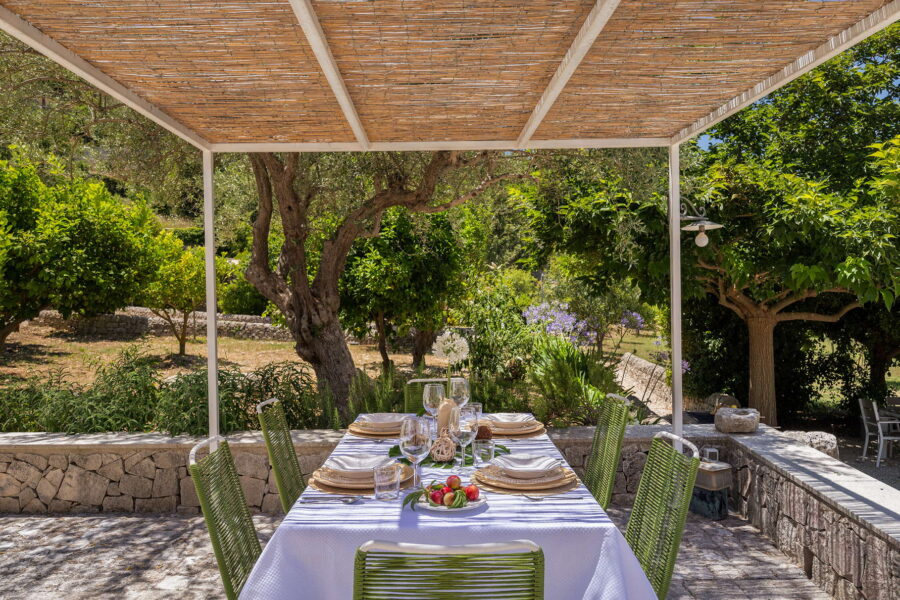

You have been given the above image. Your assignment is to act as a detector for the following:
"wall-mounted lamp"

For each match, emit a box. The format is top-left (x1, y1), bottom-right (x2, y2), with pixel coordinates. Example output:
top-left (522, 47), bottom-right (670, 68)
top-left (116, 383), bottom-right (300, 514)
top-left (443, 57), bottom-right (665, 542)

top-left (680, 200), bottom-right (723, 247)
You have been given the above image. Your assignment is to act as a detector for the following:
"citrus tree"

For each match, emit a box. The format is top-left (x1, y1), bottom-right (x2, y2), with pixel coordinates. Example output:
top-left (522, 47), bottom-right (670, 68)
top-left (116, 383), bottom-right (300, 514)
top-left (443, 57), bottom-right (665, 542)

top-left (340, 208), bottom-right (462, 369)
top-left (0, 157), bottom-right (160, 346)
top-left (141, 234), bottom-right (217, 355)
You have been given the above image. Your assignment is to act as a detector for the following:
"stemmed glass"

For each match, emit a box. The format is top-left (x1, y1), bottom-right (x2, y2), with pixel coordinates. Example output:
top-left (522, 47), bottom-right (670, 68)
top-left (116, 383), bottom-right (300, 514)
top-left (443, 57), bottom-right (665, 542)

top-left (449, 406), bottom-right (478, 470)
top-left (400, 417), bottom-right (433, 488)
top-left (449, 377), bottom-right (469, 408)
top-left (422, 383), bottom-right (445, 436)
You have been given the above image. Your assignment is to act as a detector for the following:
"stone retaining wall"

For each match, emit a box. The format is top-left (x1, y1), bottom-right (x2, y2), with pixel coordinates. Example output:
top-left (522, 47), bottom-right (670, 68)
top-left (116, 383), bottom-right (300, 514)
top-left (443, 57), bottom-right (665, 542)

top-left (30, 308), bottom-right (293, 342)
top-left (1, 426), bottom-right (897, 599)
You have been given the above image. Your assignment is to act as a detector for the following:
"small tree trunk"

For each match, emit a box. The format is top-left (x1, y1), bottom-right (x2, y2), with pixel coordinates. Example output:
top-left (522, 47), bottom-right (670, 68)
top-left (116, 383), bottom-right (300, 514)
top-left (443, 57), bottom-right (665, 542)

top-left (178, 313), bottom-right (190, 356)
top-left (867, 346), bottom-right (892, 402)
top-left (747, 315), bottom-right (778, 427)
top-left (374, 311), bottom-right (392, 371)
top-left (412, 328), bottom-right (437, 370)
top-left (0, 319), bottom-right (24, 348)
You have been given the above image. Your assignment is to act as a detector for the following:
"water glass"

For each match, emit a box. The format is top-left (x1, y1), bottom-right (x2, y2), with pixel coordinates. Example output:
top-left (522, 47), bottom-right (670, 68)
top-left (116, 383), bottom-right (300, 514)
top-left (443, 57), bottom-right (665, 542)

top-left (373, 463), bottom-right (402, 501)
top-left (423, 383), bottom-right (446, 417)
top-left (472, 439), bottom-right (494, 466)
top-left (468, 402), bottom-right (483, 421)
top-left (449, 377), bottom-right (469, 408)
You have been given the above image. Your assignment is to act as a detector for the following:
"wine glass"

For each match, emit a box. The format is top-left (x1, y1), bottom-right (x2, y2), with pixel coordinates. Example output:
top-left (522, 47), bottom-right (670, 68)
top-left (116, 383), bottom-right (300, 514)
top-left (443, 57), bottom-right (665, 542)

top-left (422, 383), bottom-right (445, 435)
top-left (449, 377), bottom-right (469, 408)
top-left (449, 406), bottom-right (478, 470)
top-left (400, 417), bottom-right (433, 488)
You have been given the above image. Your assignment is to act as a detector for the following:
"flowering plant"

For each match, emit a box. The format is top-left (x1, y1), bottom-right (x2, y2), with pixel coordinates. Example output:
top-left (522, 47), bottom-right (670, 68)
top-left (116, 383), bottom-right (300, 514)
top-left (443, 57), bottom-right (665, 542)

top-left (432, 330), bottom-right (470, 365)
top-left (523, 302), bottom-right (594, 346)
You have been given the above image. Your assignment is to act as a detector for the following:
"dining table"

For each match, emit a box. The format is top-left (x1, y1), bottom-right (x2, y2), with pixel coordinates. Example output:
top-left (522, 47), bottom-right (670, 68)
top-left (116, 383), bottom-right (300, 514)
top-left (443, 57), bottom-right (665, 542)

top-left (239, 414), bottom-right (656, 599)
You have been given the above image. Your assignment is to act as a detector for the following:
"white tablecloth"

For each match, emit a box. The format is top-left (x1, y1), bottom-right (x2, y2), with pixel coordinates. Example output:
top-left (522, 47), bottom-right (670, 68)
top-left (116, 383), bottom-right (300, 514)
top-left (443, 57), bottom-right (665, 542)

top-left (241, 424), bottom-right (655, 600)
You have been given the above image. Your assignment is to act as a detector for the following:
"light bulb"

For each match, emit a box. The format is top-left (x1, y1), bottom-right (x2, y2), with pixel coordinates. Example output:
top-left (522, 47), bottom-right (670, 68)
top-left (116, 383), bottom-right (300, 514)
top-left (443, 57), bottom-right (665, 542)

top-left (695, 231), bottom-right (709, 247)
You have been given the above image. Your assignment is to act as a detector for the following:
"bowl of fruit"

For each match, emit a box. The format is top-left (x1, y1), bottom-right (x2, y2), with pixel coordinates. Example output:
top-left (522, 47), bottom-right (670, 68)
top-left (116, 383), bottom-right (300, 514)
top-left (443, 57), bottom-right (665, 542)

top-left (402, 475), bottom-right (486, 513)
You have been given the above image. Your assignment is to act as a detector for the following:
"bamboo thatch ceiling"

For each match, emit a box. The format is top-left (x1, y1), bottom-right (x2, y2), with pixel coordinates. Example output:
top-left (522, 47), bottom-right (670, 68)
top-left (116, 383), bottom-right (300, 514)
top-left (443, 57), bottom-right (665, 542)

top-left (0, 0), bottom-right (895, 150)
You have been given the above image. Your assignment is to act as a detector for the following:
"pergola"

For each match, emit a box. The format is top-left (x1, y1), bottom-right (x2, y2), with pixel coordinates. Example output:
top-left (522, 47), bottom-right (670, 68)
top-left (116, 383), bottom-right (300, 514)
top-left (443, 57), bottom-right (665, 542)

top-left (1, 0), bottom-right (897, 443)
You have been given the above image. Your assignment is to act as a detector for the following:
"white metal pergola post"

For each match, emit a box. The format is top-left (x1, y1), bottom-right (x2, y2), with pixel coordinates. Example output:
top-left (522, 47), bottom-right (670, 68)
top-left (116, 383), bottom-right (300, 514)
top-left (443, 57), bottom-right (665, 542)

top-left (668, 144), bottom-right (684, 445)
top-left (202, 150), bottom-right (219, 448)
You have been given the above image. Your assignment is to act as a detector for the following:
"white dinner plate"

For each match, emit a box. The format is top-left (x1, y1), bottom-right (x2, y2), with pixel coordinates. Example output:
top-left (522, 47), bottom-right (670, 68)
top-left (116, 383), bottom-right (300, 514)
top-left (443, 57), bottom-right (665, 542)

top-left (355, 413), bottom-right (406, 431)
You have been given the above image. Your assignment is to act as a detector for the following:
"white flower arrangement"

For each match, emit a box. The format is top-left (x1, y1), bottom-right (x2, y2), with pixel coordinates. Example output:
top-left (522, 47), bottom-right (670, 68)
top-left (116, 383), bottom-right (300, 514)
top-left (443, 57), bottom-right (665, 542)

top-left (431, 330), bottom-right (470, 366)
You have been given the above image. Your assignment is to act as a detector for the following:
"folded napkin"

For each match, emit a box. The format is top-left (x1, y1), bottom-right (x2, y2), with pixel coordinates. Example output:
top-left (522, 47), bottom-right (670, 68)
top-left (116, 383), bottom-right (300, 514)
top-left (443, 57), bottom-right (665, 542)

top-left (355, 413), bottom-right (404, 430)
top-left (322, 455), bottom-right (394, 480)
top-left (492, 455), bottom-right (560, 479)
top-left (484, 413), bottom-right (537, 429)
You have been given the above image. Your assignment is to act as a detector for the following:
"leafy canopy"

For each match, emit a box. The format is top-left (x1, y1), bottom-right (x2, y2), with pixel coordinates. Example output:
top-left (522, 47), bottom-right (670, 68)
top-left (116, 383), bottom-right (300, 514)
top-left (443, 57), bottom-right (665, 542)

top-left (0, 155), bottom-right (161, 337)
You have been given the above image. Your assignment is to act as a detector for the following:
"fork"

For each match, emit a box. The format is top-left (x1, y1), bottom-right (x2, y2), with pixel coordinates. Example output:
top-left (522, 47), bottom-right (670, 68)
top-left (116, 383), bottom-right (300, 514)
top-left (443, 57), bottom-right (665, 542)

top-left (523, 494), bottom-right (582, 502)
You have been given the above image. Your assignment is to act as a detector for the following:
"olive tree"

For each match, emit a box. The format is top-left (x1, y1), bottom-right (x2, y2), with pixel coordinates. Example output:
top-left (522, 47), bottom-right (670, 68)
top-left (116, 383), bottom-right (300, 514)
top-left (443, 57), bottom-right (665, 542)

top-left (245, 151), bottom-right (519, 409)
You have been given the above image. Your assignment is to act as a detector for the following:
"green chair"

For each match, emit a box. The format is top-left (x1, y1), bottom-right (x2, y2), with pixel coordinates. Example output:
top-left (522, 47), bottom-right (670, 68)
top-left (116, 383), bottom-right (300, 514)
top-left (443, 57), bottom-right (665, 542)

top-left (583, 395), bottom-right (629, 509)
top-left (354, 539), bottom-right (544, 599)
top-left (189, 437), bottom-right (261, 600)
top-left (257, 398), bottom-right (306, 512)
top-left (404, 378), bottom-right (447, 413)
top-left (625, 431), bottom-right (700, 599)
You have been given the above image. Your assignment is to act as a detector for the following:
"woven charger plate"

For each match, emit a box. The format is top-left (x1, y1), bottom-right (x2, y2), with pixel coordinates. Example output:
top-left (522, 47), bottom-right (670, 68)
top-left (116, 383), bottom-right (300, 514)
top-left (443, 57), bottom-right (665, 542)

top-left (473, 465), bottom-right (577, 491)
top-left (308, 464), bottom-right (414, 494)
top-left (347, 423), bottom-right (400, 438)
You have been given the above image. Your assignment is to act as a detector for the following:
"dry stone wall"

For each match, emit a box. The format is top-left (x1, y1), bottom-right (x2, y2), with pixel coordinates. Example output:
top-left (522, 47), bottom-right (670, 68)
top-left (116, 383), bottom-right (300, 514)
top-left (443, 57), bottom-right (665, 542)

top-left (30, 308), bottom-right (293, 342)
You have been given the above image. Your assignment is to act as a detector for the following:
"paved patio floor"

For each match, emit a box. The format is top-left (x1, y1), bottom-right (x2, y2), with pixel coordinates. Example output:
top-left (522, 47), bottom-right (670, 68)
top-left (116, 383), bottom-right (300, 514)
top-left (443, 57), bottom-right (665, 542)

top-left (0, 509), bottom-right (827, 599)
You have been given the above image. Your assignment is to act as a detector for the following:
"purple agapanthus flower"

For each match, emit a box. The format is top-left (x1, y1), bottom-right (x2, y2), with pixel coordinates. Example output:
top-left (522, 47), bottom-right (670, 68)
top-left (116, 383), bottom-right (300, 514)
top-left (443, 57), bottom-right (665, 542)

top-left (523, 302), bottom-right (593, 346)
top-left (619, 310), bottom-right (645, 331)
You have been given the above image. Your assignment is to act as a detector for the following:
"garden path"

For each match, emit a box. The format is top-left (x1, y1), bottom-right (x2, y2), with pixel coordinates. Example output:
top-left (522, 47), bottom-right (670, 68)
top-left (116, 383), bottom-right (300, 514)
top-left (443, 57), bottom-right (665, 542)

top-left (0, 509), bottom-right (827, 599)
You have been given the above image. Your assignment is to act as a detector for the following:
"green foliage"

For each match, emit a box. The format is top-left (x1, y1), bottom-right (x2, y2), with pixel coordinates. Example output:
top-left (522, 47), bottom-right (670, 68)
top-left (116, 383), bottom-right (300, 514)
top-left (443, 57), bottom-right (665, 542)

top-left (527, 334), bottom-right (622, 426)
top-left (347, 367), bottom-right (406, 416)
top-left (0, 155), bottom-right (161, 341)
top-left (708, 24), bottom-right (900, 193)
top-left (341, 209), bottom-right (463, 351)
top-left (452, 269), bottom-right (536, 379)
top-left (0, 349), bottom-right (339, 435)
top-left (219, 253), bottom-right (268, 315)
top-left (140, 234), bottom-right (209, 354)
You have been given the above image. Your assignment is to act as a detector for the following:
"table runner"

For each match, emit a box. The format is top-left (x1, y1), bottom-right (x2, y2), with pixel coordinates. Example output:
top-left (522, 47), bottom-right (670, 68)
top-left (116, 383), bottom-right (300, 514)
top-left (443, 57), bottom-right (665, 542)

top-left (240, 423), bottom-right (655, 599)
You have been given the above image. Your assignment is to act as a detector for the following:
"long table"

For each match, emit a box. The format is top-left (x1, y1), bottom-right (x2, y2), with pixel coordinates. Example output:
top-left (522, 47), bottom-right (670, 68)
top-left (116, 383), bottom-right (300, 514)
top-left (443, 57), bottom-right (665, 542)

top-left (240, 421), bottom-right (655, 599)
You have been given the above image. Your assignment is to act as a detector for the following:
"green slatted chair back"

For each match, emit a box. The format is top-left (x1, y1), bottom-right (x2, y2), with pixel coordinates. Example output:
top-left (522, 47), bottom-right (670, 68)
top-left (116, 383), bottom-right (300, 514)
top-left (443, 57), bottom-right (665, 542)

top-left (354, 539), bottom-right (544, 600)
top-left (257, 398), bottom-right (306, 512)
top-left (404, 378), bottom-right (447, 413)
top-left (189, 438), bottom-right (261, 600)
top-left (583, 396), bottom-right (629, 509)
top-left (625, 432), bottom-right (700, 599)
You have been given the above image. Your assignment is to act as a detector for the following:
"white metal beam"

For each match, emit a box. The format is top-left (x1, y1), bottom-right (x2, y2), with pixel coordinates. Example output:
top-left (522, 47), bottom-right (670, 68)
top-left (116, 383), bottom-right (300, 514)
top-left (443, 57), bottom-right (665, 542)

top-left (516, 0), bottom-right (622, 147)
top-left (208, 136), bottom-right (668, 153)
top-left (202, 150), bottom-right (219, 447)
top-left (668, 144), bottom-right (683, 445)
top-left (0, 5), bottom-right (209, 150)
top-left (287, 0), bottom-right (370, 149)
top-left (673, 0), bottom-right (900, 144)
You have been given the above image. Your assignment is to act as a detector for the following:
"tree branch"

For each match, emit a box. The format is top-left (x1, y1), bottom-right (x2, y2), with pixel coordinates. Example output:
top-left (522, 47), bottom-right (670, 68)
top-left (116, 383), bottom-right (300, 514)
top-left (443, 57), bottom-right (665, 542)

top-left (410, 173), bottom-right (529, 214)
top-left (776, 301), bottom-right (861, 323)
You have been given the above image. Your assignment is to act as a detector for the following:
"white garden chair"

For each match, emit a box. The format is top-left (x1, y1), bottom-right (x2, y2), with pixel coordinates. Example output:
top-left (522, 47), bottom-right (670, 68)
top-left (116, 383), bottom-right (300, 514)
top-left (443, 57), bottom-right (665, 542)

top-left (860, 399), bottom-right (900, 467)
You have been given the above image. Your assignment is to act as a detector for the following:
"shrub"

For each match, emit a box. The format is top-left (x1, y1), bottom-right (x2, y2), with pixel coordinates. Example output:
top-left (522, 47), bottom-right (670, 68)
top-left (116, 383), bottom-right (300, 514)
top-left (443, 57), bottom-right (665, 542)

top-left (347, 366), bottom-right (406, 416)
top-left (527, 334), bottom-right (621, 426)
top-left (219, 253), bottom-right (268, 316)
